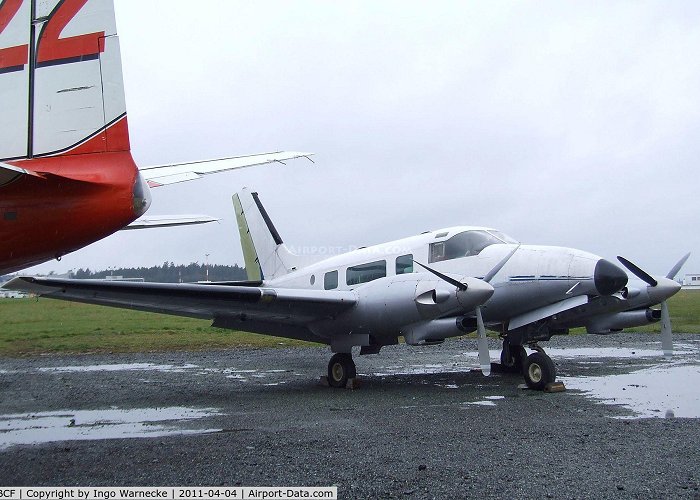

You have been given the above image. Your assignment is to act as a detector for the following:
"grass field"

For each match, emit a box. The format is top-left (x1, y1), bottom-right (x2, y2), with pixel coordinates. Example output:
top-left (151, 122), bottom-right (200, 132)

top-left (0, 290), bottom-right (698, 356)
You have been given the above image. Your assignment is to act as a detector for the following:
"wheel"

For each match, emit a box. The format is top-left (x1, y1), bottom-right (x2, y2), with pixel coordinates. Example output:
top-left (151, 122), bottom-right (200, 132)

top-left (500, 341), bottom-right (526, 373)
top-left (523, 352), bottom-right (556, 390)
top-left (327, 353), bottom-right (356, 388)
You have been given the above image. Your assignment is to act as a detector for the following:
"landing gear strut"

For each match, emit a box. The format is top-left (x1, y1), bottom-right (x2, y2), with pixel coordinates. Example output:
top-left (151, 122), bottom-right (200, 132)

top-left (327, 353), bottom-right (356, 388)
top-left (522, 347), bottom-right (556, 390)
top-left (500, 339), bottom-right (526, 374)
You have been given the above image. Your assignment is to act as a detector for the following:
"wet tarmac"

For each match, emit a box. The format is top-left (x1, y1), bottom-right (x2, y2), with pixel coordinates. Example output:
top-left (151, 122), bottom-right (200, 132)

top-left (1, 333), bottom-right (699, 497)
top-left (0, 407), bottom-right (222, 450)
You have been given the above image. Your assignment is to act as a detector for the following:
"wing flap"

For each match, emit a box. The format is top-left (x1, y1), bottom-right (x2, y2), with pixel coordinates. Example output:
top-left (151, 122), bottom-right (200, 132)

top-left (140, 151), bottom-right (313, 187)
top-left (3, 277), bottom-right (356, 326)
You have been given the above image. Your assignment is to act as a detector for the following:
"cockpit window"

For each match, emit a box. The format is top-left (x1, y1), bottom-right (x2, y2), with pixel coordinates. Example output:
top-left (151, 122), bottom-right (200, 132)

top-left (429, 230), bottom-right (514, 263)
top-left (488, 230), bottom-right (518, 244)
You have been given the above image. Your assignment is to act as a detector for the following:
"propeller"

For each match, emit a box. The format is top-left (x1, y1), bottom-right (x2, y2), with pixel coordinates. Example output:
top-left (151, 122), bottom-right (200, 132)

top-left (413, 261), bottom-right (468, 291)
top-left (666, 252), bottom-right (691, 281)
top-left (415, 245), bottom-right (520, 376)
top-left (616, 253), bottom-right (690, 359)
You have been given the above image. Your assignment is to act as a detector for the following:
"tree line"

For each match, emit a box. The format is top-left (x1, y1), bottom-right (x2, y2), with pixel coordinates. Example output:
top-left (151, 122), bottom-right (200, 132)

top-left (70, 262), bottom-right (248, 283)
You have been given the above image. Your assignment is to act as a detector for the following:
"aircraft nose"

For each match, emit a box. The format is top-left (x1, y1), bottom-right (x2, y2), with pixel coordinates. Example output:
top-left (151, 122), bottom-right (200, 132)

top-left (594, 259), bottom-right (628, 295)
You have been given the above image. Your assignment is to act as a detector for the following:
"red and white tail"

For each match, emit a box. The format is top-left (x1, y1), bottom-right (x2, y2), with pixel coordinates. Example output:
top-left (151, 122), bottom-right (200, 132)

top-left (0, 0), bottom-right (129, 161)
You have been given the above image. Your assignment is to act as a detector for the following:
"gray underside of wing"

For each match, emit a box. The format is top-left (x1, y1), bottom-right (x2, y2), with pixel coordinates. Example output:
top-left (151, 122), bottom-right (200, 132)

top-left (4, 277), bottom-right (356, 343)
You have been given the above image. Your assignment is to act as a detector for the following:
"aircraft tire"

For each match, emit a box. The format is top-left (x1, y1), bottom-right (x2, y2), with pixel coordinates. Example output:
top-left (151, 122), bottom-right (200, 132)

top-left (328, 353), bottom-right (356, 388)
top-left (523, 352), bottom-right (556, 390)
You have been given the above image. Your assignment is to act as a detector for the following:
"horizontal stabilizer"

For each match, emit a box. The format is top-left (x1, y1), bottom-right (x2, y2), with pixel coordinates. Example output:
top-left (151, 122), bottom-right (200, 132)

top-left (140, 151), bottom-right (314, 187)
top-left (123, 214), bottom-right (219, 230)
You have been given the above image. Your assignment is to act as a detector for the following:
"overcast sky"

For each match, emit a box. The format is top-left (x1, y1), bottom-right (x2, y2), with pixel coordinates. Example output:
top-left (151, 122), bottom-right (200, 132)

top-left (27, 0), bottom-right (700, 279)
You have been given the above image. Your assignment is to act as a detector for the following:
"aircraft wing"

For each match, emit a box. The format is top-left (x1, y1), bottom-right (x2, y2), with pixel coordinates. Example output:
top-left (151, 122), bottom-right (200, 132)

top-left (507, 295), bottom-right (588, 330)
top-left (139, 151), bottom-right (314, 187)
top-left (123, 215), bottom-right (220, 230)
top-left (3, 277), bottom-right (355, 341)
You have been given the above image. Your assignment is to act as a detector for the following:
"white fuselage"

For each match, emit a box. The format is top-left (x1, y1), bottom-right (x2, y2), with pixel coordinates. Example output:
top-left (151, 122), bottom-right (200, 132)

top-left (266, 226), bottom-right (606, 326)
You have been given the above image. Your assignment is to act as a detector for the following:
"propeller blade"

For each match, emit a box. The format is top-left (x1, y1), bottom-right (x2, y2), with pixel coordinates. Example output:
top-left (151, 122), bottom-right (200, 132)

top-left (660, 300), bottom-right (672, 358)
top-left (666, 252), bottom-right (691, 280)
top-left (617, 256), bottom-right (658, 287)
top-left (482, 244), bottom-right (520, 283)
top-left (413, 261), bottom-right (467, 291)
top-left (476, 306), bottom-right (491, 376)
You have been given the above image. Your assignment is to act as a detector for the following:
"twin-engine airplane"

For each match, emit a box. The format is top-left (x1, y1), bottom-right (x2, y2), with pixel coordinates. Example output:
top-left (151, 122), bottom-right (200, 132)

top-left (0, 0), bottom-right (310, 275)
top-left (5, 189), bottom-right (689, 390)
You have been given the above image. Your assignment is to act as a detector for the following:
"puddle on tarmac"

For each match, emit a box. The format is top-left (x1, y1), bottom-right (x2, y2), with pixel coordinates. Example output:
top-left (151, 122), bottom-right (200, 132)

top-left (38, 363), bottom-right (199, 373)
top-left (33, 364), bottom-right (289, 380)
top-left (374, 346), bottom-right (688, 377)
top-left (372, 363), bottom-right (471, 377)
top-left (478, 346), bottom-right (693, 360)
top-left (463, 395), bottom-right (506, 407)
top-left (563, 362), bottom-right (700, 418)
top-left (0, 406), bottom-right (222, 450)
top-left (465, 400), bottom-right (497, 407)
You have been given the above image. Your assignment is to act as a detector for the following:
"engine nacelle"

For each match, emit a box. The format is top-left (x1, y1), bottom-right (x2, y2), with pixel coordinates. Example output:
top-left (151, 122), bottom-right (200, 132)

top-left (402, 317), bottom-right (476, 346)
top-left (585, 309), bottom-right (660, 334)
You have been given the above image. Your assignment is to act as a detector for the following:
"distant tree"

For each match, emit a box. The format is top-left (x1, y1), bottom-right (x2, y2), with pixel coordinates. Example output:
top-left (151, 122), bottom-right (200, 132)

top-left (71, 262), bottom-right (247, 283)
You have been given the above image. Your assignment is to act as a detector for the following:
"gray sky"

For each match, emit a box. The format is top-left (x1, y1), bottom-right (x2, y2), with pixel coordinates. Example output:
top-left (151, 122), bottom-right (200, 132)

top-left (27, 0), bottom-right (700, 278)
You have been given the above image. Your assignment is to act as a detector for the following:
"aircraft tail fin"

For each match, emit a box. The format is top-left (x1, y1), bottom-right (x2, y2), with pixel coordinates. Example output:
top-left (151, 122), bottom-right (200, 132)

top-left (233, 188), bottom-right (306, 281)
top-left (0, 0), bottom-right (130, 161)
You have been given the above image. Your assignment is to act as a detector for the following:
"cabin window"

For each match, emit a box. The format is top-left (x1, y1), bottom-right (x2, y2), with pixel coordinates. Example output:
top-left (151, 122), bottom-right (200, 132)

top-left (429, 230), bottom-right (512, 263)
top-left (430, 242), bottom-right (445, 263)
top-left (324, 270), bottom-right (338, 290)
top-left (346, 260), bottom-right (386, 286)
top-left (396, 254), bottom-right (413, 275)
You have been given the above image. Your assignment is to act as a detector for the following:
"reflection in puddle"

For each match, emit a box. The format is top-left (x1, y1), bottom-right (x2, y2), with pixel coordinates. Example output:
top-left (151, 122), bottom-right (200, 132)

top-left (0, 406), bottom-right (222, 450)
top-left (563, 363), bottom-right (700, 418)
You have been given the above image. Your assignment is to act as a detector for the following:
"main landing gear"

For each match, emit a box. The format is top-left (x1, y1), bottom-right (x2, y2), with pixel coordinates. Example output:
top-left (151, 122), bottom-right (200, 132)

top-left (327, 353), bottom-right (356, 388)
top-left (500, 339), bottom-right (557, 391)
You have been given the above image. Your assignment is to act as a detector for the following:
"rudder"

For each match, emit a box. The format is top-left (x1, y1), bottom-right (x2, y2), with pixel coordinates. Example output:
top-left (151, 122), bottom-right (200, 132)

top-left (0, 0), bottom-right (129, 161)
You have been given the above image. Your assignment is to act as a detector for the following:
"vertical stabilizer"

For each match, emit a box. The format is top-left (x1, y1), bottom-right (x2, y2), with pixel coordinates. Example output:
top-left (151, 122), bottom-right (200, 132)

top-left (0, 0), bottom-right (130, 161)
top-left (233, 188), bottom-right (306, 281)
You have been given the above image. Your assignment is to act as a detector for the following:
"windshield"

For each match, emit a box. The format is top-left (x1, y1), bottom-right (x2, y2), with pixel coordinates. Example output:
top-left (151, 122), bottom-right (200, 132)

top-left (429, 230), bottom-right (516, 263)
